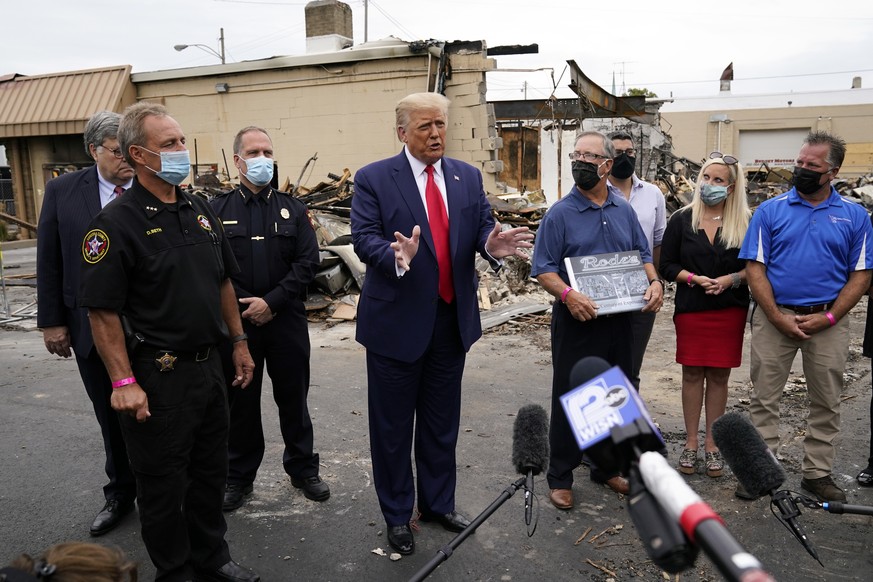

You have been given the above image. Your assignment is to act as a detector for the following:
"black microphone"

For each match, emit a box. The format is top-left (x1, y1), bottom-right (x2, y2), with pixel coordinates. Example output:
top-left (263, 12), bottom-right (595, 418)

top-left (511, 404), bottom-right (549, 526)
top-left (711, 412), bottom-right (785, 497)
top-left (712, 412), bottom-right (822, 565)
top-left (566, 357), bottom-right (697, 573)
top-left (639, 452), bottom-right (774, 582)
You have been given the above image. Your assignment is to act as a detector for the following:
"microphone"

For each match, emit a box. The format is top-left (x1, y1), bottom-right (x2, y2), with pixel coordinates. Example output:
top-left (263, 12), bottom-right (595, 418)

top-left (639, 451), bottom-right (774, 582)
top-left (565, 358), bottom-right (696, 573)
top-left (712, 412), bottom-right (821, 565)
top-left (711, 412), bottom-right (785, 497)
top-left (564, 356), bottom-right (664, 475)
top-left (511, 404), bottom-right (550, 526)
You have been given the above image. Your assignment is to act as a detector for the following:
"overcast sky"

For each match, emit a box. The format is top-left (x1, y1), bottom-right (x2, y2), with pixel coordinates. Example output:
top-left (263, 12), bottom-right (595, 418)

top-left (2, 0), bottom-right (872, 101)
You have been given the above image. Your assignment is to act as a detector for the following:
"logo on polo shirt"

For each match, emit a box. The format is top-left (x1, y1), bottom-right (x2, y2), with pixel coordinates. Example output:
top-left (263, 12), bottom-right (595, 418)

top-left (82, 229), bottom-right (110, 264)
top-left (829, 215), bottom-right (851, 224)
top-left (197, 215), bottom-right (213, 232)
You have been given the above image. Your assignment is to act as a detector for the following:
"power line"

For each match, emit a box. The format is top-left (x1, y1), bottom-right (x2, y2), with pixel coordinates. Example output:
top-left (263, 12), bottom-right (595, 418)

top-left (637, 68), bottom-right (873, 87)
top-left (367, 0), bottom-right (420, 40)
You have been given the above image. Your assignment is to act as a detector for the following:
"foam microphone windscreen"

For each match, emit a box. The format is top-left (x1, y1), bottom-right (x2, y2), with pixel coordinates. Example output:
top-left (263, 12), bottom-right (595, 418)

top-left (711, 412), bottom-right (786, 497)
top-left (512, 404), bottom-right (550, 475)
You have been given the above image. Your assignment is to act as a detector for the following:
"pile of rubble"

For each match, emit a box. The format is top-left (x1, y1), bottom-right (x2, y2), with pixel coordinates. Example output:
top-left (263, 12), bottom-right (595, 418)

top-left (257, 172), bottom-right (552, 325)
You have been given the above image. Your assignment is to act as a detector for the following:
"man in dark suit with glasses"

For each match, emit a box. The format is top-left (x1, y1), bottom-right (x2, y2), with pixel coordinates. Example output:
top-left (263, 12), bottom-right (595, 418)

top-left (37, 110), bottom-right (137, 536)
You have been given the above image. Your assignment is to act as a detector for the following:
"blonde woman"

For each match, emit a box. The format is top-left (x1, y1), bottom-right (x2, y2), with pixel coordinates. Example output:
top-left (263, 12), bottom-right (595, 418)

top-left (659, 152), bottom-right (751, 477)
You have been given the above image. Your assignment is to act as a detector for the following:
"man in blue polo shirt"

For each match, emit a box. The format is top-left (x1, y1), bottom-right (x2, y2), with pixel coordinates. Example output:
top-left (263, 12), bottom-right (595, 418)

top-left (532, 131), bottom-right (663, 510)
top-left (739, 131), bottom-right (873, 502)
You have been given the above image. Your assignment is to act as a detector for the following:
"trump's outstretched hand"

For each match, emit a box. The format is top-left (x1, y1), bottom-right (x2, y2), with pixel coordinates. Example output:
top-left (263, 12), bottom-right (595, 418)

top-left (485, 223), bottom-right (534, 259)
top-left (391, 225), bottom-right (421, 272)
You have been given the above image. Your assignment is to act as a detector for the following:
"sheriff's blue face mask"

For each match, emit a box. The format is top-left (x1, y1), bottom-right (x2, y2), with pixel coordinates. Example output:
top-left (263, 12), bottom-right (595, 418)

top-left (142, 147), bottom-right (191, 185)
top-left (241, 156), bottom-right (274, 187)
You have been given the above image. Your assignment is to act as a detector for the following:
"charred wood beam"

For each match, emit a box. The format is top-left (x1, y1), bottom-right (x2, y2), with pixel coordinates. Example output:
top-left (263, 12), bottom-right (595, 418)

top-left (487, 44), bottom-right (539, 56)
top-left (566, 60), bottom-right (652, 124)
top-left (492, 99), bottom-right (627, 121)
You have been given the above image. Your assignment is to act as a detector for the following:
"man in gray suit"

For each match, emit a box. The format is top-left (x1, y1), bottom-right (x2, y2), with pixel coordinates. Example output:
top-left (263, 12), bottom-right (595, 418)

top-left (37, 111), bottom-right (136, 535)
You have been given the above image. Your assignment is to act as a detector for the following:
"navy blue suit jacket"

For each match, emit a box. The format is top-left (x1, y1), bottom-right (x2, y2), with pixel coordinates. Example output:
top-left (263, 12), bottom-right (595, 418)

top-left (37, 166), bottom-right (104, 356)
top-left (351, 151), bottom-right (496, 363)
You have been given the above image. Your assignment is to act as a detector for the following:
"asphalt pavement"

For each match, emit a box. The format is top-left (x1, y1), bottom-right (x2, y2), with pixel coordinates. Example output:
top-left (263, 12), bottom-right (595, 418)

top-left (1, 242), bottom-right (872, 581)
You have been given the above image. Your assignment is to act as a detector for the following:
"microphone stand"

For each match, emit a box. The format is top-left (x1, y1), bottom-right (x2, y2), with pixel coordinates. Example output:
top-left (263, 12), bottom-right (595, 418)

top-left (771, 490), bottom-right (873, 566)
top-left (770, 490), bottom-right (821, 566)
top-left (407, 476), bottom-right (526, 582)
top-left (794, 492), bottom-right (873, 516)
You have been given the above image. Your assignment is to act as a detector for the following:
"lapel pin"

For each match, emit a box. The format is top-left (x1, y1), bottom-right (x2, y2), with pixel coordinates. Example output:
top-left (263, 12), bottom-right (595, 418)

top-left (453, 175), bottom-right (460, 181)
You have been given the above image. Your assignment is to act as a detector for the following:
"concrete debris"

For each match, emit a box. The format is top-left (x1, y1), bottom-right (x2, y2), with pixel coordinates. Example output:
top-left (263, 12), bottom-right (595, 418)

top-left (292, 172), bottom-right (552, 327)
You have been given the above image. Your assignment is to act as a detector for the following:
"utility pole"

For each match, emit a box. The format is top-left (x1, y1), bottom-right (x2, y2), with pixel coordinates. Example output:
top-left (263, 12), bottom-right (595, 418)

top-left (219, 28), bottom-right (226, 65)
top-left (364, 0), bottom-right (368, 42)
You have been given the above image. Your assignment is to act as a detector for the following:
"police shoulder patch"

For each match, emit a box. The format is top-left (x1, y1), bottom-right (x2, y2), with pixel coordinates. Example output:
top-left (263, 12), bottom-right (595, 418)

top-left (82, 229), bottom-right (110, 264)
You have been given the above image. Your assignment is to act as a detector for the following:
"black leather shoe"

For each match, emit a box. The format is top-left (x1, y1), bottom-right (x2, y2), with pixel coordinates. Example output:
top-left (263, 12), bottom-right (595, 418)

top-left (290, 475), bottom-right (330, 501)
top-left (857, 466), bottom-right (873, 487)
top-left (194, 560), bottom-right (259, 582)
top-left (223, 483), bottom-right (253, 511)
top-left (90, 499), bottom-right (135, 536)
top-left (386, 524), bottom-right (414, 555)
top-left (419, 510), bottom-right (471, 533)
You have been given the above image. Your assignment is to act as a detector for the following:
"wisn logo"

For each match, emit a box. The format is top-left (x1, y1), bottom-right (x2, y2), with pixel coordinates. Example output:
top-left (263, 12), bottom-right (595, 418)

top-left (561, 367), bottom-right (640, 450)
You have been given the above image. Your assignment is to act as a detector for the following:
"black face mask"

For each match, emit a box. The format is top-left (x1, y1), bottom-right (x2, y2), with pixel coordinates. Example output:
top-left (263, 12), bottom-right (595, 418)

top-left (792, 166), bottom-right (828, 196)
top-left (572, 161), bottom-right (604, 191)
top-left (611, 153), bottom-right (636, 180)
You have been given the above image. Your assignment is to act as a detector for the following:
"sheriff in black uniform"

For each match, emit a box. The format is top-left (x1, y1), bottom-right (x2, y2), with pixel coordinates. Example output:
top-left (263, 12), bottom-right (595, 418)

top-left (78, 102), bottom-right (259, 582)
top-left (211, 126), bottom-right (328, 511)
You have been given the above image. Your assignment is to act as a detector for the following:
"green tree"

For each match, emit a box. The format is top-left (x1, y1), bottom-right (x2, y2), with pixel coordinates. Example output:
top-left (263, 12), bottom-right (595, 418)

top-left (626, 87), bottom-right (658, 98)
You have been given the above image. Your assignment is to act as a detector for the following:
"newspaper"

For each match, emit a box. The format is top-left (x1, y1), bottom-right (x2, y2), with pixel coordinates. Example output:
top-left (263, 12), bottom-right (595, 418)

top-left (563, 250), bottom-right (648, 315)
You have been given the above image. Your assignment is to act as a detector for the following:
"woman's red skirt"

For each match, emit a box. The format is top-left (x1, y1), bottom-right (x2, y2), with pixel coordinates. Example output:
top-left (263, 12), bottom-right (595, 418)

top-left (674, 306), bottom-right (747, 368)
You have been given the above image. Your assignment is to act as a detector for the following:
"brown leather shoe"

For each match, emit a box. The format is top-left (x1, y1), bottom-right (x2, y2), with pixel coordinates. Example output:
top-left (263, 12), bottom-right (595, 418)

top-left (604, 475), bottom-right (630, 495)
top-left (549, 488), bottom-right (573, 510)
top-left (801, 475), bottom-right (847, 502)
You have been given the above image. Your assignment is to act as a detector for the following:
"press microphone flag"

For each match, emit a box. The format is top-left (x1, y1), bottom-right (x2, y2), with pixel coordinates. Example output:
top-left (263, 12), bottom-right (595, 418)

top-left (562, 357), bottom-right (664, 473)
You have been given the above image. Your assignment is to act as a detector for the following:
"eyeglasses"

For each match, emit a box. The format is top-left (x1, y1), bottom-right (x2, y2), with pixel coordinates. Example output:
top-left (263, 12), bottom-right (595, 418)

top-left (569, 152), bottom-right (611, 162)
top-left (100, 144), bottom-right (125, 159)
top-left (709, 151), bottom-right (738, 165)
top-left (615, 148), bottom-right (636, 157)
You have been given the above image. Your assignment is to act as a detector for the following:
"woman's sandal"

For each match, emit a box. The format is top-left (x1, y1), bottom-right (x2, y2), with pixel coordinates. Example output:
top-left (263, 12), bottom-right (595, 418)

top-left (678, 448), bottom-right (698, 475)
top-left (705, 451), bottom-right (724, 478)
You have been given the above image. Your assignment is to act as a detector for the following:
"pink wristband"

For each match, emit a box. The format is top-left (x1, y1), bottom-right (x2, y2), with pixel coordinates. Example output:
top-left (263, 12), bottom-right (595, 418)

top-left (687, 273), bottom-right (695, 286)
top-left (825, 311), bottom-right (836, 326)
top-left (111, 377), bottom-right (137, 389)
top-left (560, 286), bottom-right (573, 303)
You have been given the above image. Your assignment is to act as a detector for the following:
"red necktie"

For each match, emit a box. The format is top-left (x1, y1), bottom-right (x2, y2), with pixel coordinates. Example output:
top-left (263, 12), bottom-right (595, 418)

top-left (113, 185), bottom-right (125, 198)
top-left (424, 165), bottom-right (454, 303)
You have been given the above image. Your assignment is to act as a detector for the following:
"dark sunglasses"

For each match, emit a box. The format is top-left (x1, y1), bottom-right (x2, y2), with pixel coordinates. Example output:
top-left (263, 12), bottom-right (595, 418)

top-left (709, 151), bottom-right (738, 165)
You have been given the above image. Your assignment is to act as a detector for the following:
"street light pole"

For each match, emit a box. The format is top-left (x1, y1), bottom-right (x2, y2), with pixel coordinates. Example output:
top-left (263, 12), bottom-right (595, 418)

top-left (173, 28), bottom-right (225, 64)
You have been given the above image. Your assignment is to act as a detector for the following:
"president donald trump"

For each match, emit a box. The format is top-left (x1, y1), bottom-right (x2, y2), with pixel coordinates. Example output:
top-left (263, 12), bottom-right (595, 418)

top-left (351, 92), bottom-right (532, 555)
